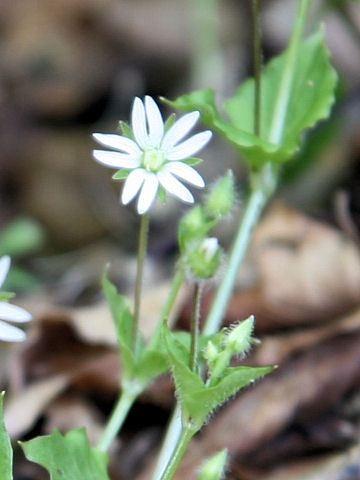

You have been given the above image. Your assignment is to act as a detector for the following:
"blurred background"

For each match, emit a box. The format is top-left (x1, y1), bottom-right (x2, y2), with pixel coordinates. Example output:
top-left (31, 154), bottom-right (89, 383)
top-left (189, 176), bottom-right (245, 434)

top-left (0, 0), bottom-right (360, 479)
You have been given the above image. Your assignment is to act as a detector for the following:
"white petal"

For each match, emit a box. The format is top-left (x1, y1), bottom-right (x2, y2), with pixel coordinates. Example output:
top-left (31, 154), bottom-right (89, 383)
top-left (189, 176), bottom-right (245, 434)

top-left (121, 169), bottom-right (148, 205)
top-left (137, 173), bottom-right (159, 214)
top-left (0, 256), bottom-right (10, 288)
top-left (165, 162), bottom-right (205, 188)
top-left (167, 131), bottom-right (212, 160)
top-left (0, 319), bottom-right (26, 342)
top-left (145, 96), bottom-right (164, 147)
top-left (93, 150), bottom-right (140, 169)
top-left (158, 171), bottom-right (194, 204)
top-left (161, 111), bottom-right (199, 151)
top-left (93, 133), bottom-right (141, 156)
top-left (0, 302), bottom-right (32, 323)
top-left (131, 97), bottom-right (149, 149)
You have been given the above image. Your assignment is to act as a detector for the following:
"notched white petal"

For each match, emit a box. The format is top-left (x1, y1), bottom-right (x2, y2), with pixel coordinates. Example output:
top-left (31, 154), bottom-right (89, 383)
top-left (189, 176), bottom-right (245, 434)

top-left (167, 130), bottom-right (212, 161)
top-left (93, 133), bottom-right (141, 156)
top-left (0, 256), bottom-right (10, 288)
top-left (131, 97), bottom-right (149, 148)
top-left (0, 319), bottom-right (26, 342)
top-left (0, 303), bottom-right (32, 323)
top-left (121, 169), bottom-right (148, 205)
top-left (137, 173), bottom-right (159, 214)
top-left (158, 171), bottom-right (194, 204)
top-left (161, 111), bottom-right (200, 151)
top-left (93, 150), bottom-right (140, 169)
top-left (165, 162), bottom-right (205, 188)
top-left (145, 96), bottom-right (164, 147)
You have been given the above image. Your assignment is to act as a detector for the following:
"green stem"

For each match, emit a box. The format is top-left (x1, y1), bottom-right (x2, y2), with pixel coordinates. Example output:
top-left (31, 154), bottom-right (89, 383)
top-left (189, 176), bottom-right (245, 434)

top-left (252, 0), bottom-right (262, 137)
top-left (97, 390), bottom-right (137, 452)
top-left (268, 0), bottom-right (312, 144)
top-left (159, 425), bottom-right (194, 480)
top-left (190, 282), bottom-right (202, 373)
top-left (190, 0), bottom-right (222, 91)
top-left (203, 187), bottom-right (267, 336)
top-left (150, 267), bottom-right (185, 349)
top-left (133, 213), bottom-right (150, 355)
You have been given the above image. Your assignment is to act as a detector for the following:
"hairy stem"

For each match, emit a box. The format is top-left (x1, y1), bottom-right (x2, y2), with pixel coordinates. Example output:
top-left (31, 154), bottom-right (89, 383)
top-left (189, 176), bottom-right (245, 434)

top-left (133, 213), bottom-right (150, 355)
top-left (252, 0), bottom-right (262, 137)
top-left (97, 390), bottom-right (137, 452)
top-left (190, 282), bottom-right (202, 373)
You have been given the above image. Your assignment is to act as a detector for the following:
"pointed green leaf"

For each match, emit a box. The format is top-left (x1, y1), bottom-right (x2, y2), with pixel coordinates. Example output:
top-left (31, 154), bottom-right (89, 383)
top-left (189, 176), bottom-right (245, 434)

top-left (166, 29), bottom-right (337, 169)
top-left (21, 429), bottom-right (110, 480)
top-left (0, 392), bottom-right (12, 480)
top-left (183, 365), bottom-right (275, 426)
top-left (135, 349), bottom-right (168, 386)
top-left (102, 271), bottom-right (136, 379)
top-left (162, 324), bottom-right (204, 420)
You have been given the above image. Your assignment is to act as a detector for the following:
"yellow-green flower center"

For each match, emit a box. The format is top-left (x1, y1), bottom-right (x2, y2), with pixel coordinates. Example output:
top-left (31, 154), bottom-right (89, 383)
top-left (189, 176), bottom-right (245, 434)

top-left (142, 149), bottom-right (166, 172)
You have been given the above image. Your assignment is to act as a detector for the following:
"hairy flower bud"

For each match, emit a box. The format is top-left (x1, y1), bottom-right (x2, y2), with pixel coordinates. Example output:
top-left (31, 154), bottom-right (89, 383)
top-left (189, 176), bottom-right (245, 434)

top-left (225, 316), bottom-right (254, 355)
top-left (187, 237), bottom-right (222, 280)
top-left (206, 170), bottom-right (235, 218)
top-left (199, 449), bottom-right (228, 480)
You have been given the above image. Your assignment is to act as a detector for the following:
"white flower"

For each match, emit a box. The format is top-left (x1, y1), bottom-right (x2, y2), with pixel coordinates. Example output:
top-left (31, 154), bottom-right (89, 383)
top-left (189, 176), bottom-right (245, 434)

top-left (93, 96), bottom-right (212, 214)
top-left (0, 256), bottom-right (32, 342)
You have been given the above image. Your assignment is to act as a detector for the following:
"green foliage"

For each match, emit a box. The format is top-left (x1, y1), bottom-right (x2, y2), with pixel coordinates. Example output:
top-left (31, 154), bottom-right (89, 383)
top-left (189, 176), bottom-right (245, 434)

top-left (0, 218), bottom-right (45, 258)
top-left (102, 271), bottom-right (169, 390)
top-left (21, 429), bottom-right (110, 480)
top-left (165, 28), bottom-right (337, 170)
top-left (163, 324), bottom-right (274, 431)
top-left (0, 393), bottom-right (13, 480)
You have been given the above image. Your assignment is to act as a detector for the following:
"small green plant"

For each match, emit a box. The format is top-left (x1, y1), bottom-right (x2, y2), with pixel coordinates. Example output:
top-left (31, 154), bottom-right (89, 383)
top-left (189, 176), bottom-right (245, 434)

top-left (0, 0), bottom-right (338, 478)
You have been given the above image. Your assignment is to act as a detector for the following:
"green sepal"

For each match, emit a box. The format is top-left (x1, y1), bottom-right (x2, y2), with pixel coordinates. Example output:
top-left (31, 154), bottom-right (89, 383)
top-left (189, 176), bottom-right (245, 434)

top-left (166, 28), bottom-right (337, 169)
top-left (178, 205), bottom-right (217, 254)
top-left (112, 169), bottom-right (131, 180)
top-left (164, 113), bottom-right (177, 132)
top-left (118, 121), bottom-right (134, 139)
top-left (102, 270), bottom-right (136, 381)
top-left (0, 292), bottom-right (15, 302)
top-left (0, 392), bottom-right (13, 480)
top-left (157, 185), bottom-right (167, 204)
top-left (183, 157), bottom-right (203, 167)
top-left (21, 428), bottom-right (110, 480)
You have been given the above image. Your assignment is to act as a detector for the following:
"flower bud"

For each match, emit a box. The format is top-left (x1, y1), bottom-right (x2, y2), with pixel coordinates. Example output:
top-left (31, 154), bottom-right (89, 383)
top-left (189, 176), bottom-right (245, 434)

top-left (225, 316), bottom-right (254, 355)
top-left (206, 170), bottom-right (235, 218)
top-left (188, 237), bottom-right (222, 280)
top-left (203, 340), bottom-right (219, 364)
top-left (199, 449), bottom-right (228, 480)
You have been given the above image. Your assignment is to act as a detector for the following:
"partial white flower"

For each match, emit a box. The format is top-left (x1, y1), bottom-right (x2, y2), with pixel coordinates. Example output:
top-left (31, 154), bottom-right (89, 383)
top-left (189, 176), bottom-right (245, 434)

top-left (0, 256), bottom-right (32, 342)
top-left (93, 96), bottom-right (212, 214)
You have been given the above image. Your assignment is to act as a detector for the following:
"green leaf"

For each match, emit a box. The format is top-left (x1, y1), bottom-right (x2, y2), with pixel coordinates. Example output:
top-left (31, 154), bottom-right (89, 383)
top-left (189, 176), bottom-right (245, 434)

top-left (163, 324), bottom-right (275, 429)
top-left (166, 28), bottom-right (337, 169)
top-left (184, 365), bottom-right (275, 426)
top-left (0, 392), bottom-right (13, 480)
top-left (21, 429), bottom-right (110, 480)
top-left (135, 349), bottom-right (168, 385)
top-left (0, 218), bottom-right (45, 258)
top-left (102, 271), bottom-right (136, 380)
